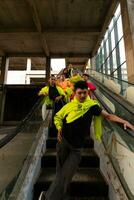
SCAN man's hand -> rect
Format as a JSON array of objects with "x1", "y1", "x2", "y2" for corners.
[
  {"x1": 101, "y1": 110, "x2": 134, "y2": 132},
  {"x1": 123, "y1": 121, "x2": 134, "y2": 131},
  {"x1": 43, "y1": 92, "x2": 48, "y2": 97},
  {"x1": 55, "y1": 96, "x2": 62, "y2": 102},
  {"x1": 57, "y1": 129, "x2": 62, "y2": 142},
  {"x1": 38, "y1": 92, "x2": 48, "y2": 96}
]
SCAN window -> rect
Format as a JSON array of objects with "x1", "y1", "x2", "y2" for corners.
[{"x1": 95, "y1": 4, "x2": 127, "y2": 81}]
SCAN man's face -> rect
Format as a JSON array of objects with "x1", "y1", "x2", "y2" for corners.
[
  {"x1": 83, "y1": 75, "x2": 88, "y2": 81},
  {"x1": 49, "y1": 77, "x2": 56, "y2": 85},
  {"x1": 60, "y1": 75, "x2": 65, "y2": 81},
  {"x1": 75, "y1": 88, "x2": 88, "y2": 103}
]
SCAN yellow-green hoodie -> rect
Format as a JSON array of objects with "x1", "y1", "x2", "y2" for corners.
[
  {"x1": 54, "y1": 96, "x2": 102, "y2": 141},
  {"x1": 39, "y1": 85, "x2": 66, "y2": 106}
]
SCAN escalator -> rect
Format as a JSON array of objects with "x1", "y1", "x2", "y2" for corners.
[
  {"x1": 0, "y1": 77, "x2": 134, "y2": 200},
  {"x1": 33, "y1": 79, "x2": 134, "y2": 199}
]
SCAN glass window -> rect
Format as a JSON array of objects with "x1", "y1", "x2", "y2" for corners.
[
  {"x1": 104, "y1": 31, "x2": 108, "y2": 40},
  {"x1": 99, "y1": 49, "x2": 103, "y2": 66},
  {"x1": 112, "y1": 49, "x2": 117, "y2": 69},
  {"x1": 114, "y1": 4, "x2": 120, "y2": 19},
  {"x1": 117, "y1": 15, "x2": 123, "y2": 40},
  {"x1": 108, "y1": 70, "x2": 111, "y2": 75},
  {"x1": 94, "y1": 3, "x2": 127, "y2": 80},
  {"x1": 106, "y1": 40, "x2": 109, "y2": 57},
  {"x1": 111, "y1": 29, "x2": 115, "y2": 50},
  {"x1": 101, "y1": 47, "x2": 105, "y2": 64},
  {"x1": 121, "y1": 62, "x2": 128, "y2": 81},
  {"x1": 98, "y1": 47, "x2": 100, "y2": 54},
  {"x1": 109, "y1": 19, "x2": 114, "y2": 31},
  {"x1": 113, "y1": 70, "x2": 118, "y2": 78},
  {"x1": 98, "y1": 53, "x2": 101, "y2": 68},
  {"x1": 107, "y1": 58, "x2": 110, "y2": 70},
  {"x1": 109, "y1": 54, "x2": 113, "y2": 69},
  {"x1": 103, "y1": 65, "x2": 105, "y2": 73},
  {"x1": 119, "y1": 38, "x2": 126, "y2": 64}
]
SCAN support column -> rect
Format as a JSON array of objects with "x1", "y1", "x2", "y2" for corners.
[
  {"x1": 0, "y1": 56, "x2": 9, "y2": 124},
  {"x1": 25, "y1": 58, "x2": 31, "y2": 84},
  {"x1": 0, "y1": 56, "x2": 9, "y2": 84},
  {"x1": 46, "y1": 57, "x2": 51, "y2": 83},
  {"x1": 120, "y1": 0, "x2": 134, "y2": 83}
]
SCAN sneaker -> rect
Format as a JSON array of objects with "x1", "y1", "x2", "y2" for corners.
[{"x1": 38, "y1": 191, "x2": 46, "y2": 200}]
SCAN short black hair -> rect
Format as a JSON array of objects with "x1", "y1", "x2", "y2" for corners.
[
  {"x1": 74, "y1": 81, "x2": 88, "y2": 91},
  {"x1": 83, "y1": 73, "x2": 89, "y2": 77}
]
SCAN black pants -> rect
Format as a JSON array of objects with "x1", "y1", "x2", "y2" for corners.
[{"x1": 45, "y1": 138, "x2": 81, "y2": 200}]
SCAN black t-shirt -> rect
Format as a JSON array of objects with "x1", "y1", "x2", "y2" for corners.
[
  {"x1": 48, "y1": 86, "x2": 60, "y2": 101},
  {"x1": 62, "y1": 105, "x2": 102, "y2": 148}
]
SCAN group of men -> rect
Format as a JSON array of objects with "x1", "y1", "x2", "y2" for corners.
[{"x1": 38, "y1": 70, "x2": 134, "y2": 200}]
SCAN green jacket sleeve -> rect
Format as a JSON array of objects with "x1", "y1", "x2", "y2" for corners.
[
  {"x1": 57, "y1": 86, "x2": 66, "y2": 97},
  {"x1": 38, "y1": 86, "x2": 48, "y2": 95},
  {"x1": 54, "y1": 104, "x2": 68, "y2": 130}
]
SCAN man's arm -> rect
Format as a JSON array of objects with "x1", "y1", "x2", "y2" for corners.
[
  {"x1": 54, "y1": 104, "x2": 68, "y2": 142},
  {"x1": 38, "y1": 86, "x2": 48, "y2": 96},
  {"x1": 101, "y1": 110, "x2": 134, "y2": 131}
]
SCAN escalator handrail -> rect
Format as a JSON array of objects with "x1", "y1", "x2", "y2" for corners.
[
  {"x1": 93, "y1": 91, "x2": 134, "y2": 138},
  {"x1": 88, "y1": 69, "x2": 134, "y2": 86},
  {"x1": 0, "y1": 96, "x2": 44, "y2": 149},
  {"x1": 89, "y1": 75, "x2": 134, "y2": 115}
]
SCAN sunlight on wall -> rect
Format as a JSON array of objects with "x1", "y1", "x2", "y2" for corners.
[
  {"x1": 6, "y1": 59, "x2": 65, "y2": 84},
  {"x1": 51, "y1": 59, "x2": 65, "y2": 72},
  {"x1": 7, "y1": 71, "x2": 26, "y2": 84}
]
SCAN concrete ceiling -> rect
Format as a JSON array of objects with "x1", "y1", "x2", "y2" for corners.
[{"x1": 0, "y1": 0, "x2": 118, "y2": 70}]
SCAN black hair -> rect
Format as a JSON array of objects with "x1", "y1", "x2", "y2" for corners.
[
  {"x1": 50, "y1": 75, "x2": 55, "y2": 78},
  {"x1": 83, "y1": 73, "x2": 89, "y2": 77},
  {"x1": 74, "y1": 81, "x2": 88, "y2": 91}
]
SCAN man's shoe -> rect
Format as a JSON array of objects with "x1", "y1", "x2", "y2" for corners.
[{"x1": 38, "y1": 191, "x2": 46, "y2": 200}]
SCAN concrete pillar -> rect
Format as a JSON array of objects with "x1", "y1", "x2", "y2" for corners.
[
  {"x1": 0, "y1": 56, "x2": 9, "y2": 84},
  {"x1": 25, "y1": 58, "x2": 31, "y2": 84},
  {"x1": 120, "y1": 0, "x2": 134, "y2": 83},
  {"x1": 0, "y1": 87, "x2": 6, "y2": 124},
  {"x1": 46, "y1": 57, "x2": 51, "y2": 83},
  {"x1": 0, "y1": 56, "x2": 9, "y2": 124}
]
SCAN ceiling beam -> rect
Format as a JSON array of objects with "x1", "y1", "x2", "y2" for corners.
[
  {"x1": 45, "y1": 27, "x2": 100, "y2": 34},
  {"x1": 66, "y1": 62, "x2": 87, "y2": 65},
  {"x1": 0, "y1": 28, "x2": 100, "y2": 35},
  {"x1": 7, "y1": 53, "x2": 46, "y2": 57},
  {"x1": 7, "y1": 52, "x2": 91, "y2": 58},
  {"x1": 92, "y1": 0, "x2": 119, "y2": 57},
  {"x1": 51, "y1": 53, "x2": 91, "y2": 58},
  {"x1": 26, "y1": 0, "x2": 49, "y2": 56}
]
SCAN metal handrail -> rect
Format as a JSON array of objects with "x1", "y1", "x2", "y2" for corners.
[
  {"x1": 90, "y1": 76, "x2": 134, "y2": 115},
  {"x1": 88, "y1": 69, "x2": 134, "y2": 86},
  {"x1": 93, "y1": 91, "x2": 134, "y2": 138}
]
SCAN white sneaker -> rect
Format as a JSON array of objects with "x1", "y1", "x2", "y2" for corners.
[{"x1": 38, "y1": 191, "x2": 46, "y2": 200}]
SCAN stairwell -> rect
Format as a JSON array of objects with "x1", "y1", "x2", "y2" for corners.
[{"x1": 34, "y1": 127, "x2": 109, "y2": 200}]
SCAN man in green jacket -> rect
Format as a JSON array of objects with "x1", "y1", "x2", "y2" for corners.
[
  {"x1": 38, "y1": 75, "x2": 66, "y2": 120},
  {"x1": 39, "y1": 81, "x2": 134, "y2": 200}
]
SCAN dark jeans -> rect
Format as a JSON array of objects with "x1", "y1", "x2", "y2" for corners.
[{"x1": 45, "y1": 138, "x2": 81, "y2": 200}]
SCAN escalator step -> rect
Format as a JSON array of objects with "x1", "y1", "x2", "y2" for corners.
[
  {"x1": 41, "y1": 148, "x2": 99, "y2": 168},
  {"x1": 34, "y1": 168, "x2": 108, "y2": 198}
]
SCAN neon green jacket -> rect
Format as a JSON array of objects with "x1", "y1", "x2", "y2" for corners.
[
  {"x1": 39, "y1": 85, "x2": 66, "y2": 106},
  {"x1": 54, "y1": 96, "x2": 102, "y2": 141}
]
